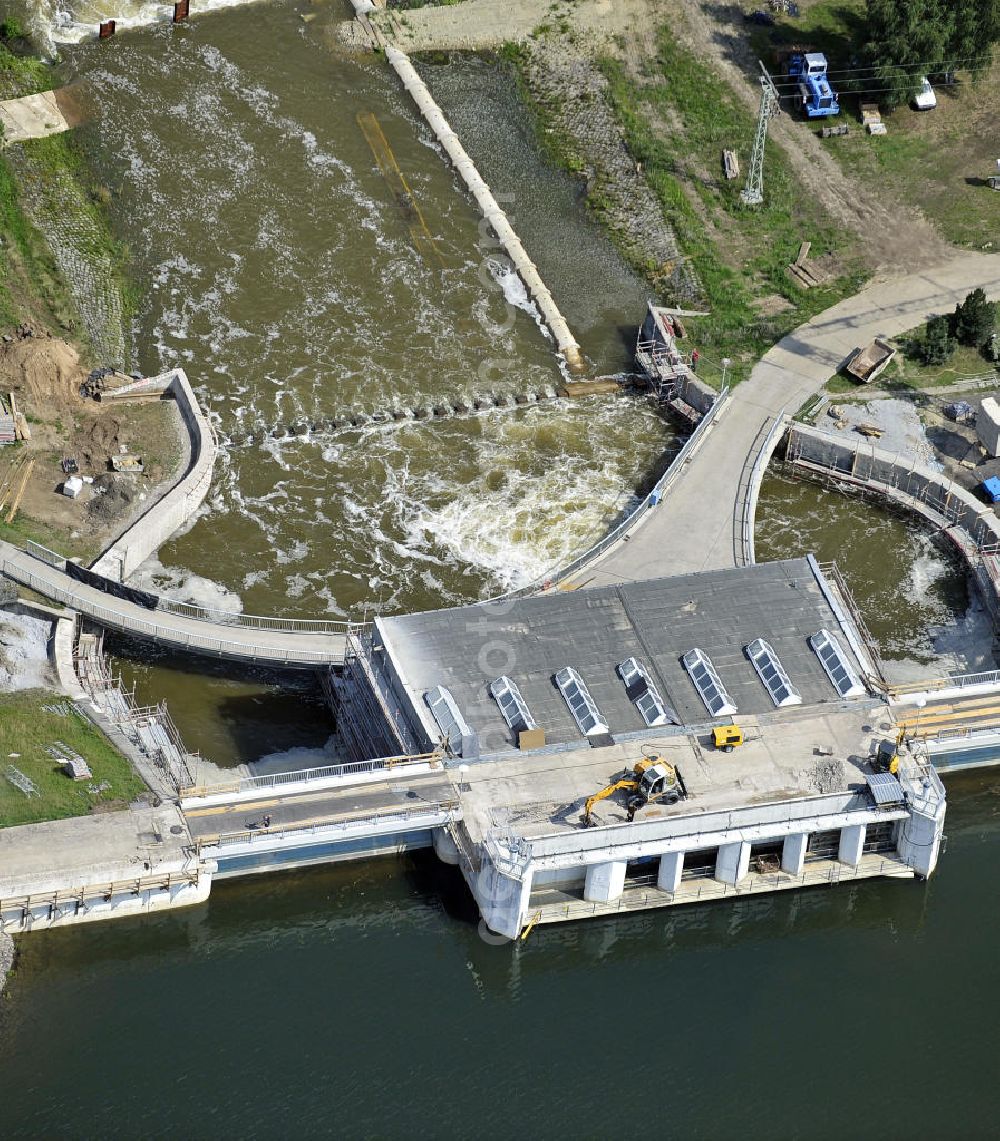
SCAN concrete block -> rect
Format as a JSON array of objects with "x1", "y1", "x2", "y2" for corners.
[
  {"x1": 715, "y1": 841, "x2": 751, "y2": 885},
  {"x1": 657, "y1": 851, "x2": 683, "y2": 893},
  {"x1": 978, "y1": 397, "x2": 1000, "y2": 458},
  {"x1": 838, "y1": 823, "x2": 866, "y2": 866},
  {"x1": 781, "y1": 832, "x2": 808, "y2": 876},
  {"x1": 584, "y1": 860, "x2": 627, "y2": 903}
]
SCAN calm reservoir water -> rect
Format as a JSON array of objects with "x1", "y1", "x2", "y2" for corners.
[{"x1": 2, "y1": 4, "x2": 1000, "y2": 1136}]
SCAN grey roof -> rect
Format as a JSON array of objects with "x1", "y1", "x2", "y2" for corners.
[{"x1": 375, "y1": 558, "x2": 869, "y2": 753}]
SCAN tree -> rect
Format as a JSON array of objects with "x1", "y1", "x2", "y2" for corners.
[
  {"x1": 861, "y1": 0, "x2": 1000, "y2": 108},
  {"x1": 953, "y1": 287, "x2": 998, "y2": 348},
  {"x1": 914, "y1": 314, "x2": 956, "y2": 365}
]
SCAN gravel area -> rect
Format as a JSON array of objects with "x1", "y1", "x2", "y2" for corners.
[{"x1": 822, "y1": 397, "x2": 942, "y2": 471}]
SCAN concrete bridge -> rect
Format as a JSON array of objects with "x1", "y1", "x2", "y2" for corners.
[{"x1": 0, "y1": 540, "x2": 348, "y2": 667}]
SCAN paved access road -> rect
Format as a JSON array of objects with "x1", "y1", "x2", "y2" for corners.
[
  {"x1": 184, "y1": 773, "x2": 457, "y2": 841},
  {"x1": 0, "y1": 540, "x2": 346, "y2": 668},
  {"x1": 577, "y1": 252, "x2": 1000, "y2": 587}
]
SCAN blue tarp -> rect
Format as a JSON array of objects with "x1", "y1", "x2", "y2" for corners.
[{"x1": 983, "y1": 477, "x2": 1000, "y2": 503}]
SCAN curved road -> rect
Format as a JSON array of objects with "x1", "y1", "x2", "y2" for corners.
[{"x1": 575, "y1": 252, "x2": 1000, "y2": 588}]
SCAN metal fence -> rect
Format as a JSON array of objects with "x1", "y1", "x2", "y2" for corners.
[
  {"x1": 736, "y1": 410, "x2": 788, "y2": 567},
  {"x1": 203, "y1": 801, "x2": 460, "y2": 850},
  {"x1": 890, "y1": 668, "x2": 1000, "y2": 698},
  {"x1": 179, "y1": 752, "x2": 441, "y2": 799},
  {"x1": 1, "y1": 557, "x2": 346, "y2": 665}
]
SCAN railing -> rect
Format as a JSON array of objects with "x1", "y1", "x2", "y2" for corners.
[
  {"x1": 531, "y1": 857, "x2": 912, "y2": 922},
  {"x1": 22, "y1": 536, "x2": 352, "y2": 636},
  {"x1": 179, "y1": 752, "x2": 442, "y2": 799},
  {"x1": 889, "y1": 669, "x2": 1000, "y2": 697},
  {"x1": 736, "y1": 409, "x2": 788, "y2": 567},
  {"x1": 26, "y1": 540, "x2": 66, "y2": 568},
  {"x1": 155, "y1": 594, "x2": 352, "y2": 635},
  {"x1": 1, "y1": 558, "x2": 346, "y2": 664},
  {"x1": 202, "y1": 801, "x2": 460, "y2": 850},
  {"x1": 0, "y1": 867, "x2": 205, "y2": 919},
  {"x1": 492, "y1": 386, "x2": 731, "y2": 600}
]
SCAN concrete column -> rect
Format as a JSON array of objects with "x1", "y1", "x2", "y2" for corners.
[
  {"x1": 838, "y1": 823, "x2": 866, "y2": 866},
  {"x1": 781, "y1": 832, "x2": 808, "y2": 876},
  {"x1": 584, "y1": 860, "x2": 627, "y2": 903},
  {"x1": 657, "y1": 851, "x2": 683, "y2": 893},
  {"x1": 715, "y1": 841, "x2": 751, "y2": 885}
]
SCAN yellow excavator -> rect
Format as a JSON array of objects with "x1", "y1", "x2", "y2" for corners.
[{"x1": 582, "y1": 754, "x2": 687, "y2": 827}]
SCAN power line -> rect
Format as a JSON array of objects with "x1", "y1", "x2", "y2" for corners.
[{"x1": 769, "y1": 56, "x2": 990, "y2": 88}]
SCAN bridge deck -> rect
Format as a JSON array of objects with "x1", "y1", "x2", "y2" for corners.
[{"x1": 0, "y1": 541, "x2": 345, "y2": 667}]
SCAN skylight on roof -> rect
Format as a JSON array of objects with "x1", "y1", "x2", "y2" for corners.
[
  {"x1": 554, "y1": 666, "x2": 608, "y2": 737},
  {"x1": 745, "y1": 638, "x2": 802, "y2": 708},
  {"x1": 424, "y1": 685, "x2": 476, "y2": 755},
  {"x1": 681, "y1": 648, "x2": 737, "y2": 717},
  {"x1": 616, "y1": 657, "x2": 678, "y2": 727},
  {"x1": 809, "y1": 629, "x2": 866, "y2": 698},
  {"x1": 489, "y1": 676, "x2": 537, "y2": 735}
]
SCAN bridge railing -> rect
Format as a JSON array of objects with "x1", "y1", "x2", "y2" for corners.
[
  {"x1": 890, "y1": 669, "x2": 1000, "y2": 698},
  {"x1": 179, "y1": 752, "x2": 442, "y2": 799},
  {"x1": 20, "y1": 538, "x2": 352, "y2": 636},
  {"x1": 1, "y1": 558, "x2": 345, "y2": 665},
  {"x1": 154, "y1": 595, "x2": 352, "y2": 635},
  {"x1": 201, "y1": 800, "x2": 460, "y2": 850}
]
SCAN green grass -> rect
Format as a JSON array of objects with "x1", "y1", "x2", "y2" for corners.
[
  {"x1": 0, "y1": 689, "x2": 146, "y2": 827},
  {"x1": 597, "y1": 31, "x2": 865, "y2": 381},
  {"x1": 824, "y1": 327, "x2": 997, "y2": 395},
  {"x1": 751, "y1": 0, "x2": 1000, "y2": 249}
]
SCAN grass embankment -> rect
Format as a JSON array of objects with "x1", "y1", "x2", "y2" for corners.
[
  {"x1": 0, "y1": 29, "x2": 134, "y2": 350},
  {"x1": 0, "y1": 689, "x2": 146, "y2": 827},
  {"x1": 596, "y1": 32, "x2": 864, "y2": 384},
  {"x1": 751, "y1": 0, "x2": 1000, "y2": 250}
]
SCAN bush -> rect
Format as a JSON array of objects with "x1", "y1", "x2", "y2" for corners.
[
  {"x1": 914, "y1": 314, "x2": 956, "y2": 365},
  {"x1": 953, "y1": 287, "x2": 997, "y2": 350}
]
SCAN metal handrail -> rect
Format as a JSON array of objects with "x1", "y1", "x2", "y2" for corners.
[
  {"x1": 2, "y1": 558, "x2": 345, "y2": 664},
  {"x1": 155, "y1": 594, "x2": 352, "y2": 634},
  {"x1": 179, "y1": 751, "x2": 441, "y2": 798}
]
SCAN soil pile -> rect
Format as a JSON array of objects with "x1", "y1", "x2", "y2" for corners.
[
  {"x1": 87, "y1": 474, "x2": 136, "y2": 523},
  {"x1": 0, "y1": 325, "x2": 87, "y2": 413}
]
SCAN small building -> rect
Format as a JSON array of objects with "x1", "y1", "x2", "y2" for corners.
[{"x1": 977, "y1": 396, "x2": 1000, "y2": 458}]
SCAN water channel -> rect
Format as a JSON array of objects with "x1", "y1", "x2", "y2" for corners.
[{"x1": 3, "y1": 4, "x2": 1000, "y2": 1134}]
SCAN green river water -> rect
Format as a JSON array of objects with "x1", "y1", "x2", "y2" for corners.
[{"x1": 2, "y1": 4, "x2": 1000, "y2": 1135}]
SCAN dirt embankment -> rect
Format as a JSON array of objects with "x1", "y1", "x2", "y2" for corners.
[{"x1": 0, "y1": 326, "x2": 185, "y2": 563}]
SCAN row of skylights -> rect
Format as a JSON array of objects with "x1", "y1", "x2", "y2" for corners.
[
  {"x1": 488, "y1": 676, "x2": 537, "y2": 735},
  {"x1": 616, "y1": 656, "x2": 679, "y2": 727},
  {"x1": 682, "y1": 649, "x2": 738, "y2": 717},
  {"x1": 746, "y1": 638, "x2": 802, "y2": 708},
  {"x1": 809, "y1": 629, "x2": 865, "y2": 697},
  {"x1": 424, "y1": 685, "x2": 476, "y2": 755},
  {"x1": 554, "y1": 666, "x2": 609, "y2": 737}
]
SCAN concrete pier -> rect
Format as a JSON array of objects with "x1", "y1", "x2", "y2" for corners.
[{"x1": 384, "y1": 45, "x2": 585, "y2": 371}]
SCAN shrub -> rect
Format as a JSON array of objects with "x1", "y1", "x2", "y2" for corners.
[
  {"x1": 953, "y1": 287, "x2": 997, "y2": 350},
  {"x1": 915, "y1": 314, "x2": 956, "y2": 365}
]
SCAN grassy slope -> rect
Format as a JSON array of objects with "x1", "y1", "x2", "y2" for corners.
[
  {"x1": 0, "y1": 688, "x2": 146, "y2": 827},
  {"x1": 599, "y1": 30, "x2": 864, "y2": 380}
]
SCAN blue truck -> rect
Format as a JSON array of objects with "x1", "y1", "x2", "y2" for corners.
[{"x1": 786, "y1": 52, "x2": 840, "y2": 118}]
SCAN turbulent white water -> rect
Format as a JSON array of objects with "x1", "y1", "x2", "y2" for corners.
[{"x1": 61, "y1": 15, "x2": 671, "y2": 618}]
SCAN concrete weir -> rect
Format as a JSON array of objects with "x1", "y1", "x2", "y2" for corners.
[{"x1": 384, "y1": 45, "x2": 585, "y2": 372}]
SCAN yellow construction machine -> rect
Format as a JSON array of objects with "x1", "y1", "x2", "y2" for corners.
[
  {"x1": 711, "y1": 724, "x2": 744, "y2": 752},
  {"x1": 582, "y1": 754, "x2": 687, "y2": 826}
]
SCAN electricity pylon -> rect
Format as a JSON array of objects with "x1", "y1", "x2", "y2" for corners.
[{"x1": 741, "y1": 63, "x2": 782, "y2": 207}]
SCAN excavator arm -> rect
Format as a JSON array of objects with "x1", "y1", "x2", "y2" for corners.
[{"x1": 583, "y1": 779, "x2": 638, "y2": 826}]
